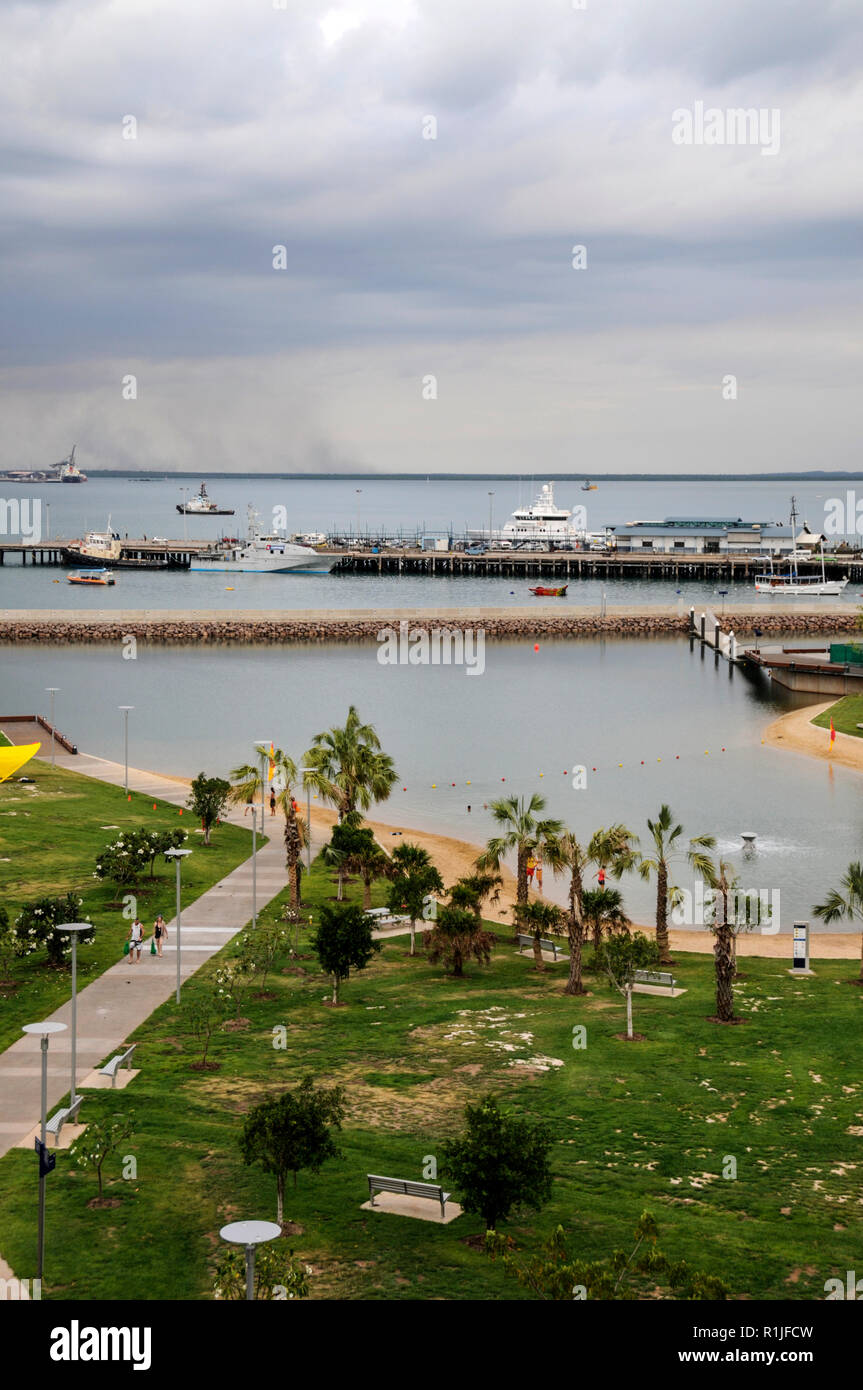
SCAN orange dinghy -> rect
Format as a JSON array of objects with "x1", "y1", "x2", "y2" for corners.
[{"x1": 528, "y1": 585, "x2": 568, "y2": 597}]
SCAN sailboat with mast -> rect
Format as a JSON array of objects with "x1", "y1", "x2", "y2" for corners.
[{"x1": 754, "y1": 497, "x2": 849, "y2": 595}]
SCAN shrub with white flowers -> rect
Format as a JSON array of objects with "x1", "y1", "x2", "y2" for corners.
[
  {"x1": 94, "y1": 826, "x2": 188, "y2": 888},
  {"x1": 213, "y1": 1245, "x2": 311, "y2": 1301},
  {"x1": 70, "y1": 1113, "x2": 135, "y2": 1199},
  {"x1": 15, "y1": 892, "x2": 94, "y2": 967}
]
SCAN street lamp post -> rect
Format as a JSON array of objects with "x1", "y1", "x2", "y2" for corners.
[
  {"x1": 54, "y1": 924, "x2": 91, "y2": 1106},
  {"x1": 306, "y1": 779, "x2": 311, "y2": 873},
  {"x1": 250, "y1": 806, "x2": 259, "y2": 929},
  {"x1": 165, "y1": 848, "x2": 192, "y2": 1004},
  {"x1": 118, "y1": 706, "x2": 134, "y2": 796},
  {"x1": 488, "y1": 491, "x2": 494, "y2": 548},
  {"x1": 355, "y1": 489, "x2": 362, "y2": 543},
  {"x1": 219, "y1": 1220, "x2": 282, "y2": 1301},
  {"x1": 46, "y1": 688, "x2": 59, "y2": 768},
  {"x1": 22, "y1": 1020, "x2": 67, "y2": 1281}
]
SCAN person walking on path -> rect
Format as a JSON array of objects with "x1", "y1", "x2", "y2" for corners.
[
  {"x1": 269, "y1": 789, "x2": 276, "y2": 817},
  {"x1": 128, "y1": 917, "x2": 144, "y2": 964},
  {"x1": 153, "y1": 913, "x2": 167, "y2": 958}
]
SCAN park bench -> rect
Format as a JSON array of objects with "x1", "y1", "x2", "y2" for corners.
[
  {"x1": 516, "y1": 933, "x2": 563, "y2": 961},
  {"x1": 99, "y1": 1044, "x2": 137, "y2": 1087},
  {"x1": 632, "y1": 968, "x2": 677, "y2": 995},
  {"x1": 45, "y1": 1095, "x2": 83, "y2": 1147},
  {"x1": 367, "y1": 1174, "x2": 451, "y2": 1218}
]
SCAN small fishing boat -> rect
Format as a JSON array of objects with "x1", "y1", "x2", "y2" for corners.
[
  {"x1": 581, "y1": 480, "x2": 597, "y2": 491},
  {"x1": 67, "y1": 569, "x2": 115, "y2": 586},
  {"x1": 529, "y1": 584, "x2": 568, "y2": 597}
]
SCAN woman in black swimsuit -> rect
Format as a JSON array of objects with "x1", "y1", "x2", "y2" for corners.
[{"x1": 153, "y1": 914, "x2": 168, "y2": 958}]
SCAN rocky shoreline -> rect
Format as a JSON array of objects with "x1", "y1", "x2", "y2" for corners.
[{"x1": 0, "y1": 611, "x2": 859, "y2": 645}]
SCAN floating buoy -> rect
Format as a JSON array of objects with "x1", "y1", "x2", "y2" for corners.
[
  {"x1": 431, "y1": 784, "x2": 436, "y2": 789},
  {"x1": 225, "y1": 587, "x2": 234, "y2": 591},
  {"x1": 403, "y1": 787, "x2": 407, "y2": 791},
  {"x1": 618, "y1": 762, "x2": 623, "y2": 768},
  {"x1": 640, "y1": 760, "x2": 644, "y2": 765},
  {"x1": 466, "y1": 780, "x2": 471, "y2": 785},
  {"x1": 451, "y1": 782, "x2": 455, "y2": 786},
  {"x1": 676, "y1": 755, "x2": 679, "y2": 759},
  {"x1": 592, "y1": 767, "x2": 596, "y2": 772},
  {"x1": 721, "y1": 746, "x2": 726, "y2": 752}
]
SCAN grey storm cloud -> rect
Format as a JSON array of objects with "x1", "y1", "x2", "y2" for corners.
[{"x1": 0, "y1": 0, "x2": 860, "y2": 473}]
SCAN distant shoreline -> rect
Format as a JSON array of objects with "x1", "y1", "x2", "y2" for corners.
[{"x1": 31, "y1": 469, "x2": 863, "y2": 482}]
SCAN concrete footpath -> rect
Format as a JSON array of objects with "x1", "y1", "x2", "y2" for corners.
[{"x1": 0, "y1": 750, "x2": 327, "y2": 1162}]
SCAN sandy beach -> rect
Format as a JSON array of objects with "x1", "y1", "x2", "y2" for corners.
[{"x1": 763, "y1": 699, "x2": 863, "y2": 776}]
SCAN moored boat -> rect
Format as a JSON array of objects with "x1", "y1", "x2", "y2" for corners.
[
  {"x1": 67, "y1": 569, "x2": 115, "y2": 586},
  {"x1": 177, "y1": 483, "x2": 234, "y2": 516},
  {"x1": 529, "y1": 584, "x2": 568, "y2": 597}
]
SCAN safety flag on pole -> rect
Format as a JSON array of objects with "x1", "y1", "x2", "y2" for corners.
[
  {"x1": 268, "y1": 742, "x2": 276, "y2": 781},
  {"x1": 829, "y1": 719, "x2": 836, "y2": 749}
]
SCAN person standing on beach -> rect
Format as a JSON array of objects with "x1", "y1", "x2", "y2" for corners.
[
  {"x1": 128, "y1": 917, "x2": 144, "y2": 964},
  {"x1": 153, "y1": 913, "x2": 167, "y2": 958}
]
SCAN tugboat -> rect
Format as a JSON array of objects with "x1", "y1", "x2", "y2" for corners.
[{"x1": 177, "y1": 483, "x2": 234, "y2": 516}]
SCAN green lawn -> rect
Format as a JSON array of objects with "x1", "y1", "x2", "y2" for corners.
[
  {"x1": 1, "y1": 852, "x2": 860, "y2": 1302},
  {"x1": 812, "y1": 696, "x2": 863, "y2": 739},
  {"x1": 0, "y1": 732, "x2": 12, "y2": 747},
  {"x1": 0, "y1": 757, "x2": 257, "y2": 1050}
]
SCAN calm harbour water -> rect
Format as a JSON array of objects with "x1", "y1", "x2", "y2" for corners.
[
  {"x1": 0, "y1": 634, "x2": 858, "y2": 933},
  {"x1": 3, "y1": 475, "x2": 861, "y2": 612}
]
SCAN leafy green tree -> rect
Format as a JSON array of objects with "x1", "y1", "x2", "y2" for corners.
[
  {"x1": 183, "y1": 986, "x2": 229, "y2": 1068},
  {"x1": 16, "y1": 892, "x2": 94, "y2": 967},
  {"x1": 441, "y1": 1094, "x2": 553, "y2": 1232},
  {"x1": 638, "y1": 804, "x2": 715, "y2": 965},
  {"x1": 239, "y1": 1076, "x2": 346, "y2": 1224},
  {"x1": 330, "y1": 821, "x2": 388, "y2": 910},
  {"x1": 387, "y1": 843, "x2": 444, "y2": 955},
  {"x1": 70, "y1": 1113, "x2": 136, "y2": 1200},
  {"x1": 312, "y1": 902, "x2": 379, "y2": 1004},
  {"x1": 815, "y1": 861, "x2": 863, "y2": 983},
  {"x1": 303, "y1": 706, "x2": 398, "y2": 821},
  {"x1": 186, "y1": 773, "x2": 231, "y2": 846},
  {"x1": 242, "y1": 921, "x2": 290, "y2": 997},
  {"x1": 486, "y1": 1213, "x2": 729, "y2": 1300},
  {"x1": 423, "y1": 905, "x2": 495, "y2": 978},
  {"x1": 600, "y1": 931, "x2": 660, "y2": 1040},
  {"x1": 476, "y1": 793, "x2": 563, "y2": 917},
  {"x1": 213, "y1": 1244, "x2": 311, "y2": 1301},
  {"x1": 514, "y1": 899, "x2": 565, "y2": 971}
]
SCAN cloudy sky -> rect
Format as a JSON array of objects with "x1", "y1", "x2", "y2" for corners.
[{"x1": 1, "y1": 0, "x2": 860, "y2": 474}]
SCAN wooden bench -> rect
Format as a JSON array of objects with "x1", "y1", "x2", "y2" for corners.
[
  {"x1": 99, "y1": 1044, "x2": 137, "y2": 1087},
  {"x1": 516, "y1": 932, "x2": 563, "y2": 961},
  {"x1": 367, "y1": 1174, "x2": 451, "y2": 1218},
  {"x1": 632, "y1": 968, "x2": 677, "y2": 995},
  {"x1": 45, "y1": 1095, "x2": 83, "y2": 1146}
]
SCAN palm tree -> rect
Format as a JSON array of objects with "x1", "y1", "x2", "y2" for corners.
[
  {"x1": 423, "y1": 905, "x2": 495, "y2": 978},
  {"x1": 582, "y1": 886, "x2": 630, "y2": 956},
  {"x1": 638, "y1": 804, "x2": 715, "y2": 966},
  {"x1": 344, "y1": 837, "x2": 390, "y2": 911},
  {"x1": 230, "y1": 745, "x2": 309, "y2": 911},
  {"x1": 703, "y1": 856, "x2": 737, "y2": 1022},
  {"x1": 515, "y1": 900, "x2": 565, "y2": 971},
  {"x1": 814, "y1": 862, "x2": 863, "y2": 983},
  {"x1": 448, "y1": 871, "x2": 503, "y2": 923},
  {"x1": 545, "y1": 825, "x2": 638, "y2": 995},
  {"x1": 388, "y1": 844, "x2": 444, "y2": 956},
  {"x1": 303, "y1": 706, "x2": 398, "y2": 822},
  {"x1": 476, "y1": 794, "x2": 564, "y2": 932}
]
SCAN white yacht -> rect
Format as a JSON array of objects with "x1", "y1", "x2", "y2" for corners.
[
  {"x1": 754, "y1": 497, "x2": 849, "y2": 596},
  {"x1": 190, "y1": 507, "x2": 335, "y2": 574},
  {"x1": 469, "y1": 482, "x2": 592, "y2": 547}
]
